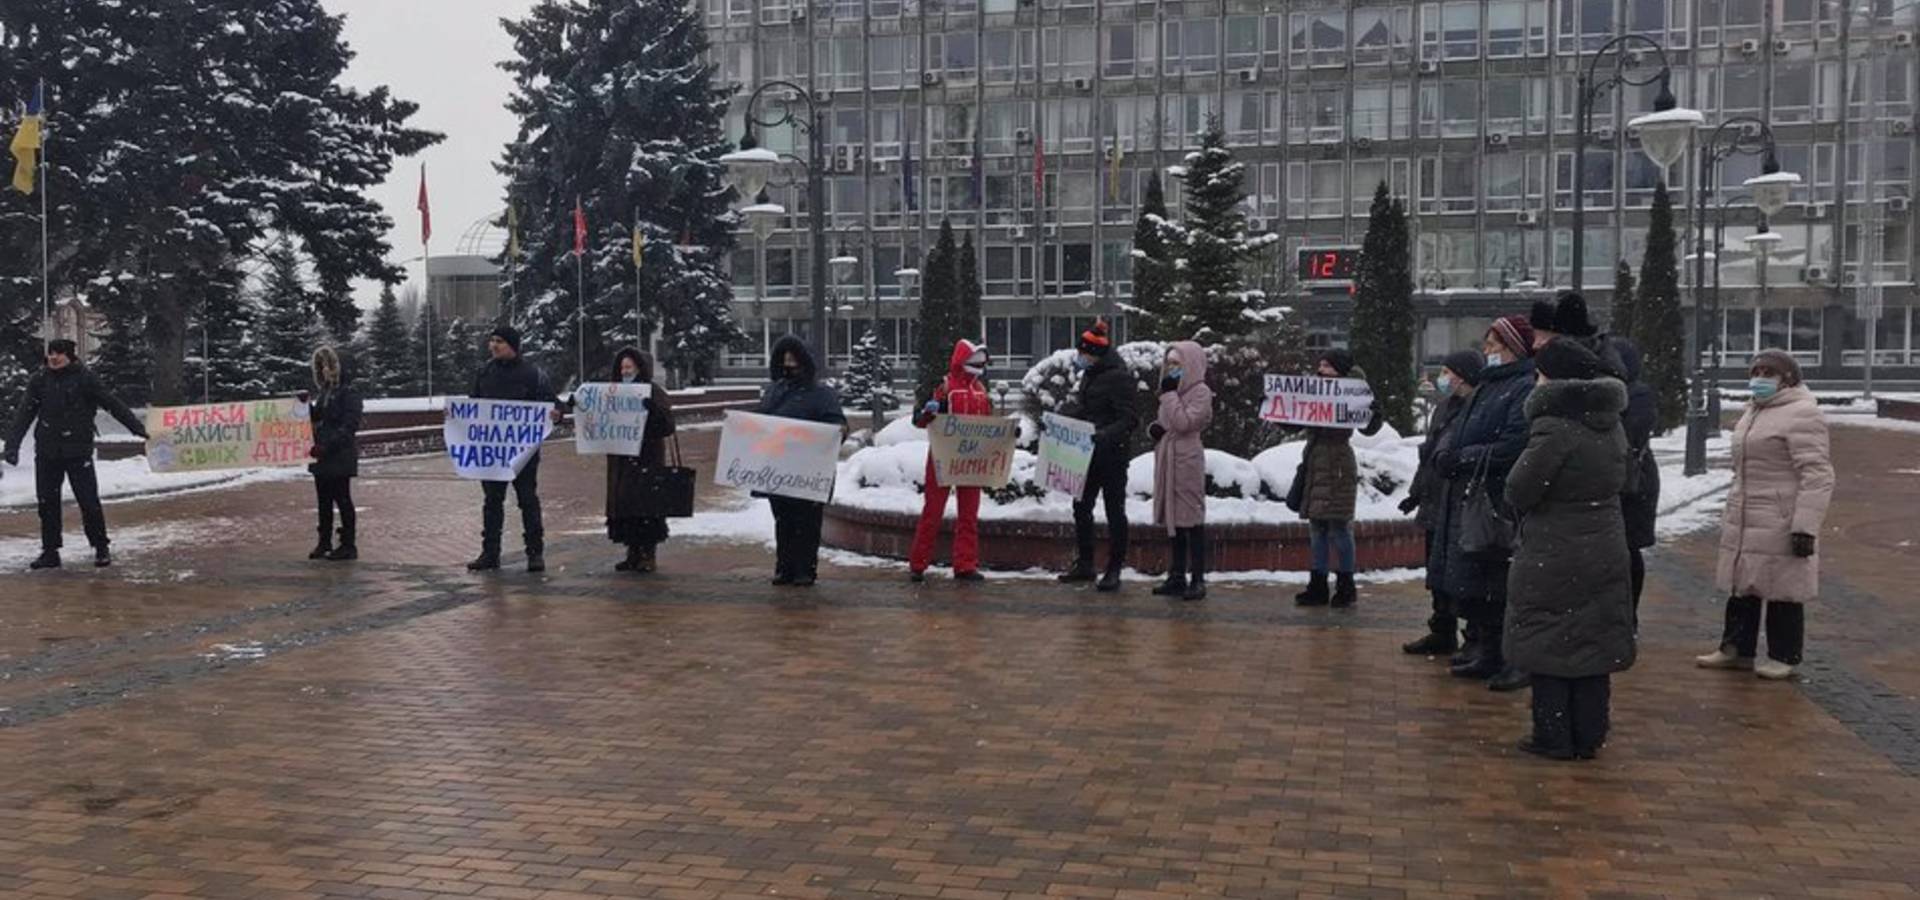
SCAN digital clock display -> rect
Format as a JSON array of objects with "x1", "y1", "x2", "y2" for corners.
[{"x1": 1298, "y1": 247, "x2": 1361, "y2": 282}]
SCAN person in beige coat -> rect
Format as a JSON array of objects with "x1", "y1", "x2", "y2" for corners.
[
  {"x1": 1696, "y1": 349, "x2": 1834, "y2": 680},
  {"x1": 1150, "y1": 341, "x2": 1213, "y2": 601}
]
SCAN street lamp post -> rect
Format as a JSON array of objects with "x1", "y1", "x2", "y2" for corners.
[
  {"x1": 1570, "y1": 35, "x2": 1702, "y2": 292},
  {"x1": 721, "y1": 81, "x2": 830, "y2": 364},
  {"x1": 1683, "y1": 119, "x2": 1800, "y2": 476}
]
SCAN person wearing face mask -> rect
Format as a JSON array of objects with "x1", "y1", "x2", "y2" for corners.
[
  {"x1": 1291, "y1": 349, "x2": 1385, "y2": 608},
  {"x1": 603, "y1": 347, "x2": 677, "y2": 574},
  {"x1": 908, "y1": 339, "x2": 994, "y2": 582},
  {"x1": 1432, "y1": 315, "x2": 1537, "y2": 692},
  {"x1": 1055, "y1": 320, "x2": 1140, "y2": 592},
  {"x1": 1696, "y1": 350, "x2": 1833, "y2": 681},
  {"x1": 1400, "y1": 350, "x2": 1483, "y2": 656},
  {"x1": 1148, "y1": 341, "x2": 1214, "y2": 601},
  {"x1": 757, "y1": 334, "x2": 847, "y2": 587}
]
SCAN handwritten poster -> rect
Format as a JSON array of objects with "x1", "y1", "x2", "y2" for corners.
[
  {"x1": 927, "y1": 414, "x2": 1019, "y2": 488},
  {"x1": 714, "y1": 410, "x2": 842, "y2": 502},
  {"x1": 1038, "y1": 412, "x2": 1096, "y2": 497},
  {"x1": 1260, "y1": 375, "x2": 1376, "y2": 429},
  {"x1": 444, "y1": 397, "x2": 552, "y2": 481},
  {"x1": 573, "y1": 383, "x2": 652, "y2": 456},
  {"x1": 145, "y1": 399, "x2": 313, "y2": 474}
]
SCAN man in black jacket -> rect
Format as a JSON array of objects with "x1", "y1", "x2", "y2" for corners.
[
  {"x1": 4, "y1": 339, "x2": 149, "y2": 569},
  {"x1": 1055, "y1": 321, "x2": 1140, "y2": 592},
  {"x1": 466, "y1": 325, "x2": 561, "y2": 574}
]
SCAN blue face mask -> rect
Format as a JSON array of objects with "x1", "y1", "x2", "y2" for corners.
[
  {"x1": 1749, "y1": 376, "x2": 1781, "y2": 401},
  {"x1": 1166, "y1": 366, "x2": 1183, "y2": 381},
  {"x1": 620, "y1": 372, "x2": 638, "y2": 384},
  {"x1": 1435, "y1": 374, "x2": 1453, "y2": 395},
  {"x1": 1071, "y1": 354, "x2": 1091, "y2": 371}
]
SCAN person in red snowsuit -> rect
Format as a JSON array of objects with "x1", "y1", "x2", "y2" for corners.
[{"x1": 909, "y1": 339, "x2": 994, "y2": 582}]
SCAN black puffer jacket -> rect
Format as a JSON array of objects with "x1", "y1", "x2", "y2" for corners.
[
  {"x1": 1616, "y1": 339, "x2": 1661, "y2": 550},
  {"x1": 1435, "y1": 357, "x2": 1535, "y2": 603},
  {"x1": 1061, "y1": 351, "x2": 1141, "y2": 464},
  {"x1": 758, "y1": 335, "x2": 846, "y2": 427},
  {"x1": 5, "y1": 363, "x2": 146, "y2": 461},
  {"x1": 1410, "y1": 392, "x2": 1470, "y2": 533},
  {"x1": 471, "y1": 355, "x2": 557, "y2": 403},
  {"x1": 308, "y1": 347, "x2": 364, "y2": 480}
]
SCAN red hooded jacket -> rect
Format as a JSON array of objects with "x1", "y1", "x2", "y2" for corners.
[{"x1": 914, "y1": 339, "x2": 993, "y2": 425}]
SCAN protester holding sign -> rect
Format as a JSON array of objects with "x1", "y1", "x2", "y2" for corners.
[
  {"x1": 756, "y1": 335, "x2": 846, "y2": 587},
  {"x1": 466, "y1": 325, "x2": 561, "y2": 574},
  {"x1": 1289, "y1": 350, "x2": 1383, "y2": 609},
  {"x1": 304, "y1": 346, "x2": 363, "y2": 562},
  {"x1": 1149, "y1": 341, "x2": 1214, "y2": 602},
  {"x1": 1055, "y1": 321, "x2": 1139, "y2": 593},
  {"x1": 908, "y1": 339, "x2": 995, "y2": 583},
  {"x1": 4, "y1": 339, "x2": 148, "y2": 570},
  {"x1": 601, "y1": 348, "x2": 676, "y2": 574}
]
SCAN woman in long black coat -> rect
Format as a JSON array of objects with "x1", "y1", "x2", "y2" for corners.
[
  {"x1": 1504, "y1": 339, "x2": 1634, "y2": 761},
  {"x1": 605, "y1": 347, "x2": 677, "y2": 573},
  {"x1": 307, "y1": 346, "x2": 363, "y2": 561}
]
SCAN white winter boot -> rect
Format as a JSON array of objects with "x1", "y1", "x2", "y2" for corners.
[{"x1": 1695, "y1": 648, "x2": 1755, "y2": 670}]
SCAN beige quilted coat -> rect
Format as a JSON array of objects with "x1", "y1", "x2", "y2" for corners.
[{"x1": 1715, "y1": 384, "x2": 1834, "y2": 604}]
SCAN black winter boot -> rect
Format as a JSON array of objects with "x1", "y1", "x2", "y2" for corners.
[
  {"x1": 1057, "y1": 559, "x2": 1097, "y2": 583},
  {"x1": 467, "y1": 553, "x2": 501, "y2": 572},
  {"x1": 29, "y1": 550, "x2": 60, "y2": 570},
  {"x1": 308, "y1": 531, "x2": 332, "y2": 560},
  {"x1": 94, "y1": 547, "x2": 112, "y2": 568},
  {"x1": 1294, "y1": 572, "x2": 1330, "y2": 606},
  {"x1": 1181, "y1": 575, "x2": 1207, "y2": 602},
  {"x1": 1403, "y1": 632, "x2": 1459, "y2": 656},
  {"x1": 326, "y1": 544, "x2": 358, "y2": 561},
  {"x1": 1331, "y1": 572, "x2": 1358, "y2": 608},
  {"x1": 1095, "y1": 563, "x2": 1123, "y2": 593},
  {"x1": 1152, "y1": 573, "x2": 1188, "y2": 597}
]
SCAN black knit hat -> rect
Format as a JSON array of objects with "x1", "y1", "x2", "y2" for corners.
[
  {"x1": 1528, "y1": 299, "x2": 1557, "y2": 333},
  {"x1": 1536, "y1": 337, "x2": 1603, "y2": 381},
  {"x1": 1442, "y1": 349, "x2": 1486, "y2": 386},
  {"x1": 45, "y1": 339, "x2": 78, "y2": 361},
  {"x1": 489, "y1": 325, "x2": 523, "y2": 354},
  {"x1": 1551, "y1": 291, "x2": 1598, "y2": 337},
  {"x1": 1317, "y1": 348, "x2": 1355, "y2": 377}
]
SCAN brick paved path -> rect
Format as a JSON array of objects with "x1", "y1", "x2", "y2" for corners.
[{"x1": 0, "y1": 425, "x2": 1916, "y2": 899}]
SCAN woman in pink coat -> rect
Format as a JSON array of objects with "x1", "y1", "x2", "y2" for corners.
[
  {"x1": 1150, "y1": 341, "x2": 1214, "y2": 601},
  {"x1": 1696, "y1": 349, "x2": 1834, "y2": 680}
]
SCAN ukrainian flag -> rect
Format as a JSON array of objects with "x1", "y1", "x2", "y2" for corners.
[{"x1": 10, "y1": 80, "x2": 44, "y2": 195}]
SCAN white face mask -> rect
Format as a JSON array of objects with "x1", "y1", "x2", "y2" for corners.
[
  {"x1": 1435, "y1": 374, "x2": 1453, "y2": 395},
  {"x1": 1485, "y1": 351, "x2": 1506, "y2": 367},
  {"x1": 963, "y1": 364, "x2": 985, "y2": 378}
]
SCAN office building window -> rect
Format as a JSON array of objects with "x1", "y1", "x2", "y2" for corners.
[
  {"x1": 1353, "y1": 84, "x2": 1392, "y2": 140},
  {"x1": 1353, "y1": 6, "x2": 1415, "y2": 66},
  {"x1": 1225, "y1": 15, "x2": 1262, "y2": 70},
  {"x1": 1486, "y1": 153, "x2": 1543, "y2": 212},
  {"x1": 1291, "y1": 11, "x2": 1347, "y2": 68},
  {"x1": 1555, "y1": 149, "x2": 1614, "y2": 211},
  {"x1": 1556, "y1": 0, "x2": 1613, "y2": 53},
  {"x1": 1291, "y1": 87, "x2": 1345, "y2": 143}
]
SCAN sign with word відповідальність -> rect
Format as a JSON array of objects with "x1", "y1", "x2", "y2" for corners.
[
  {"x1": 713, "y1": 409, "x2": 843, "y2": 503},
  {"x1": 444, "y1": 398, "x2": 553, "y2": 481},
  {"x1": 927, "y1": 414, "x2": 1019, "y2": 488},
  {"x1": 1260, "y1": 375, "x2": 1376, "y2": 429},
  {"x1": 145, "y1": 399, "x2": 313, "y2": 473}
]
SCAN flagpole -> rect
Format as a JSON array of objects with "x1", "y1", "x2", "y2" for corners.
[
  {"x1": 39, "y1": 106, "x2": 50, "y2": 348},
  {"x1": 576, "y1": 244, "x2": 586, "y2": 386},
  {"x1": 424, "y1": 238, "x2": 433, "y2": 398},
  {"x1": 633, "y1": 214, "x2": 642, "y2": 349}
]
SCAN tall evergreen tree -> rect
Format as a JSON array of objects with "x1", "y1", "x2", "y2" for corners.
[
  {"x1": 1610, "y1": 259, "x2": 1639, "y2": 342},
  {"x1": 1637, "y1": 180, "x2": 1687, "y2": 430},
  {"x1": 439, "y1": 317, "x2": 486, "y2": 389},
  {"x1": 915, "y1": 220, "x2": 960, "y2": 403},
  {"x1": 957, "y1": 232, "x2": 983, "y2": 344},
  {"x1": 497, "y1": 0, "x2": 745, "y2": 387},
  {"x1": 87, "y1": 281, "x2": 154, "y2": 406},
  {"x1": 0, "y1": 3, "x2": 439, "y2": 404},
  {"x1": 1127, "y1": 172, "x2": 1185, "y2": 340},
  {"x1": 316, "y1": 288, "x2": 361, "y2": 346},
  {"x1": 192, "y1": 271, "x2": 271, "y2": 402},
  {"x1": 1350, "y1": 183, "x2": 1419, "y2": 434},
  {"x1": 840, "y1": 329, "x2": 896, "y2": 412},
  {"x1": 257, "y1": 245, "x2": 326, "y2": 394},
  {"x1": 1177, "y1": 117, "x2": 1253, "y2": 339},
  {"x1": 361, "y1": 285, "x2": 416, "y2": 398}
]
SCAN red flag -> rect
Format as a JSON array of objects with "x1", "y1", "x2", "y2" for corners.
[
  {"x1": 416, "y1": 164, "x2": 431, "y2": 245},
  {"x1": 573, "y1": 197, "x2": 587, "y2": 257},
  {"x1": 1032, "y1": 132, "x2": 1046, "y2": 212}
]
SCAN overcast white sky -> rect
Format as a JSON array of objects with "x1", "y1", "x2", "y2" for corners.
[{"x1": 329, "y1": 0, "x2": 537, "y2": 306}]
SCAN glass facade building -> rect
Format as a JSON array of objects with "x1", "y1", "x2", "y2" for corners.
[{"x1": 706, "y1": 0, "x2": 1920, "y2": 381}]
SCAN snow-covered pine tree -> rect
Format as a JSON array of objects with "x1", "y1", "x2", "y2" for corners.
[
  {"x1": 915, "y1": 220, "x2": 961, "y2": 404},
  {"x1": 1177, "y1": 117, "x2": 1253, "y2": 339},
  {"x1": 496, "y1": 0, "x2": 745, "y2": 387},
  {"x1": 316, "y1": 288, "x2": 361, "y2": 347},
  {"x1": 360, "y1": 285, "x2": 416, "y2": 398},
  {"x1": 1638, "y1": 180, "x2": 1686, "y2": 430},
  {"x1": 840, "y1": 328, "x2": 897, "y2": 412},
  {"x1": 257, "y1": 246, "x2": 326, "y2": 396},
  {"x1": 438, "y1": 318, "x2": 486, "y2": 390},
  {"x1": 1611, "y1": 259, "x2": 1639, "y2": 344},
  {"x1": 1127, "y1": 172, "x2": 1186, "y2": 340},
  {"x1": 192, "y1": 271, "x2": 272, "y2": 403},
  {"x1": 86, "y1": 279, "x2": 154, "y2": 406},
  {"x1": 1350, "y1": 182, "x2": 1418, "y2": 434},
  {"x1": 957, "y1": 233, "x2": 983, "y2": 344},
  {"x1": 0, "y1": 3, "x2": 439, "y2": 404}
]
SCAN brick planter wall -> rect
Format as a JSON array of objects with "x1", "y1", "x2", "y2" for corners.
[
  {"x1": 821, "y1": 503, "x2": 1426, "y2": 574},
  {"x1": 1879, "y1": 398, "x2": 1920, "y2": 423}
]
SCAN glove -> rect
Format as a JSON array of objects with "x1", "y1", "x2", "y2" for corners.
[
  {"x1": 2, "y1": 448, "x2": 16, "y2": 466},
  {"x1": 309, "y1": 446, "x2": 322, "y2": 460},
  {"x1": 1159, "y1": 377, "x2": 1180, "y2": 394},
  {"x1": 922, "y1": 400, "x2": 940, "y2": 417},
  {"x1": 642, "y1": 397, "x2": 655, "y2": 413},
  {"x1": 295, "y1": 390, "x2": 311, "y2": 404},
  {"x1": 1398, "y1": 496, "x2": 1419, "y2": 514},
  {"x1": 1791, "y1": 532, "x2": 1817, "y2": 558},
  {"x1": 1434, "y1": 448, "x2": 1459, "y2": 476},
  {"x1": 1148, "y1": 423, "x2": 1166, "y2": 441}
]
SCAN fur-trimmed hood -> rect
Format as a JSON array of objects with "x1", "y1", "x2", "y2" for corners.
[{"x1": 1525, "y1": 376, "x2": 1626, "y2": 431}]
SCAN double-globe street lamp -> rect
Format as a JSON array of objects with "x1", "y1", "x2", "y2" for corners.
[
  {"x1": 721, "y1": 81, "x2": 830, "y2": 364},
  {"x1": 1683, "y1": 119, "x2": 1801, "y2": 476}
]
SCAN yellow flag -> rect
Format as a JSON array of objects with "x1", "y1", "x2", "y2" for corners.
[
  {"x1": 632, "y1": 226, "x2": 645, "y2": 270},
  {"x1": 9, "y1": 81, "x2": 44, "y2": 195}
]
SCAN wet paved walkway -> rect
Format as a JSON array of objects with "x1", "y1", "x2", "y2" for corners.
[{"x1": 1, "y1": 424, "x2": 1917, "y2": 899}]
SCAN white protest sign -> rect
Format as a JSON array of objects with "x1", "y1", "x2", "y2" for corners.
[
  {"x1": 1260, "y1": 375, "x2": 1376, "y2": 429},
  {"x1": 714, "y1": 410, "x2": 842, "y2": 502},
  {"x1": 444, "y1": 397, "x2": 553, "y2": 481},
  {"x1": 1038, "y1": 412, "x2": 1097, "y2": 496},
  {"x1": 572, "y1": 383, "x2": 651, "y2": 456},
  {"x1": 928, "y1": 414, "x2": 1019, "y2": 488}
]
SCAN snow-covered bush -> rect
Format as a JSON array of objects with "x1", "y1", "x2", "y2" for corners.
[{"x1": 1126, "y1": 449, "x2": 1265, "y2": 500}]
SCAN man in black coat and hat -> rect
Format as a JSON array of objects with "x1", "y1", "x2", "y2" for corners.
[
  {"x1": 466, "y1": 325, "x2": 562, "y2": 574},
  {"x1": 1056, "y1": 320, "x2": 1140, "y2": 593},
  {"x1": 4, "y1": 339, "x2": 149, "y2": 569}
]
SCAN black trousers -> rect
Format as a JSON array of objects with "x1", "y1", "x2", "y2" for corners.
[
  {"x1": 1167, "y1": 526, "x2": 1208, "y2": 579},
  {"x1": 769, "y1": 496, "x2": 825, "y2": 578},
  {"x1": 1422, "y1": 530, "x2": 1458, "y2": 638},
  {"x1": 1722, "y1": 595, "x2": 1805, "y2": 664},
  {"x1": 36, "y1": 455, "x2": 108, "y2": 551},
  {"x1": 480, "y1": 454, "x2": 544, "y2": 556},
  {"x1": 1072, "y1": 455, "x2": 1129, "y2": 571},
  {"x1": 1629, "y1": 547, "x2": 1646, "y2": 623},
  {"x1": 314, "y1": 475, "x2": 356, "y2": 546},
  {"x1": 1458, "y1": 560, "x2": 1512, "y2": 661},
  {"x1": 1531, "y1": 674, "x2": 1612, "y2": 754}
]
